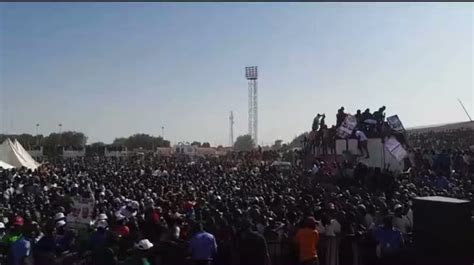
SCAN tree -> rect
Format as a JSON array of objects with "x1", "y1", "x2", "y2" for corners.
[
  {"x1": 191, "y1": 141, "x2": 202, "y2": 147},
  {"x1": 202, "y1": 142, "x2": 211, "y2": 148},
  {"x1": 233, "y1": 135, "x2": 255, "y2": 152},
  {"x1": 112, "y1": 134, "x2": 170, "y2": 150},
  {"x1": 89, "y1": 142, "x2": 105, "y2": 147},
  {"x1": 289, "y1": 132, "x2": 308, "y2": 148},
  {"x1": 41, "y1": 131, "x2": 87, "y2": 157},
  {"x1": 272, "y1": 140, "x2": 283, "y2": 150},
  {"x1": 112, "y1": 138, "x2": 127, "y2": 146}
]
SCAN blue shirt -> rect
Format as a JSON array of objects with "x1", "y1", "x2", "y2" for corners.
[
  {"x1": 373, "y1": 226, "x2": 403, "y2": 255},
  {"x1": 11, "y1": 237, "x2": 31, "y2": 265},
  {"x1": 90, "y1": 230, "x2": 107, "y2": 251},
  {"x1": 189, "y1": 231, "x2": 217, "y2": 261}
]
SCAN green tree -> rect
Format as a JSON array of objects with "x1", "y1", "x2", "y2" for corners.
[
  {"x1": 41, "y1": 131, "x2": 87, "y2": 157},
  {"x1": 272, "y1": 140, "x2": 283, "y2": 150},
  {"x1": 233, "y1": 135, "x2": 255, "y2": 152},
  {"x1": 113, "y1": 134, "x2": 170, "y2": 150},
  {"x1": 202, "y1": 142, "x2": 211, "y2": 148},
  {"x1": 89, "y1": 142, "x2": 105, "y2": 147},
  {"x1": 191, "y1": 141, "x2": 202, "y2": 147},
  {"x1": 112, "y1": 138, "x2": 127, "y2": 146},
  {"x1": 289, "y1": 133, "x2": 308, "y2": 148}
]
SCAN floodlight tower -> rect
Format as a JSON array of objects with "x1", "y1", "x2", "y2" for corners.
[
  {"x1": 245, "y1": 66, "x2": 258, "y2": 145},
  {"x1": 229, "y1": 111, "x2": 234, "y2": 146}
]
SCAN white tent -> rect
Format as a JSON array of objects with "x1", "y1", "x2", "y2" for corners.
[
  {"x1": 0, "y1": 138, "x2": 40, "y2": 170},
  {"x1": 0, "y1": 160, "x2": 14, "y2": 169},
  {"x1": 13, "y1": 139, "x2": 41, "y2": 167}
]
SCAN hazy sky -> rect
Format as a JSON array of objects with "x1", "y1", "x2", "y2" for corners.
[{"x1": 0, "y1": 3, "x2": 472, "y2": 146}]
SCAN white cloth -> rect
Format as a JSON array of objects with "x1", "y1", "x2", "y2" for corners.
[
  {"x1": 406, "y1": 209, "x2": 413, "y2": 226},
  {"x1": 172, "y1": 225, "x2": 180, "y2": 239},
  {"x1": 325, "y1": 219, "x2": 341, "y2": 236},
  {"x1": 119, "y1": 205, "x2": 136, "y2": 219},
  {"x1": 355, "y1": 131, "x2": 368, "y2": 142}
]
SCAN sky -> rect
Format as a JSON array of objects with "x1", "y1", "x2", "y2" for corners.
[{"x1": 0, "y1": 3, "x2": 472, "y2": 146}]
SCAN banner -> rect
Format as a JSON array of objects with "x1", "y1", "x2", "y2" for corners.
[
  {"x1": 384, "y1": 136, "x2": 407, "y2": 161},
  {"x1": 337, "y1": 115, "x2": 357, "y2": 138},
  {"x1": 66, "y1": 196, "x2": 95, "y2": 228},
  {"x1": 387, "y1": 115, "x2": 405, "y2": 133}
]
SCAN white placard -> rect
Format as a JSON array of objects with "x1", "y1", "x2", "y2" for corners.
[
  {"x1": 387, "y1": 115, "x2": 405, "y2": 133},
  {"x1": 66, "y1": 196, "x2": 95, "y2": 227},
  {"x1": 337, "y1": 115, "x2": 358, "y2": 138},
  {"x1": 384, "y1": 137, "x2": 407, "y2": 161}
]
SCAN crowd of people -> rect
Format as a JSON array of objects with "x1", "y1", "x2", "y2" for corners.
[
  {"x1": 307, "y1": 106, "x2": 396, "y2": 158},
  {"x1": 0, "y1": 125, "x2": 473, "y2": 265}
]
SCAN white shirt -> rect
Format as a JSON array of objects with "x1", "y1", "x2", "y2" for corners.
[
  {"x1": 323, "y1": 219, "x2": 341, "y2": 237},
  {"x1": 355, "y1": 131, "x2": 368, "y2": 142},
  {"x1": 392, "y1": 215, "x2": 411, "y2": 234},
  {"x1": 406, "y1": 209, "x2": 413, "y2": 226},
  {"x1": 364, "y1": 214, "x2": 375, "y2": 230}
]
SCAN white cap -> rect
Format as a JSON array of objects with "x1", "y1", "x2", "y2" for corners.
[
  {"x1": 0, "y1": 222, "x2": 5, "y2": 229},
  {"x1": 135, "y1": 239, "x2": 154, "y2": 250},
  {"x1": 54, "y1": 212, "x2": 65, "y2": 221},
  {"x1": 98, "y1": 213, "x2": 108, "y2": 221},
  {"x1": 96, "y1": 220, "x2": 108, "y2": 229},
  {"x1": 55, "y1": 220, "x2": 66, "y2": 228}
]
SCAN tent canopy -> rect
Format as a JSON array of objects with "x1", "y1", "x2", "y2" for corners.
[
  {"x1": 0, "y1": 160, "x2": 14, "y2": 169},
  {"x1": 0, "y1": 138, "x2": 40, "y2": 170}
]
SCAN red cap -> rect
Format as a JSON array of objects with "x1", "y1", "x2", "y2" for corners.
[{"x1": 13, "y1": 216, "x2": 24, "y2": 226}]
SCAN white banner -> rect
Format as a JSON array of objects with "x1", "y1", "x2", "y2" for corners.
[
  {"x1": 384, "y1": 137, "x2": 407, "y2": 161},
  {"x1": 387, "y1": 115, "x2": 405, "y2": 133},
  {"x1": 66, "y1": 197, "x2": 95, "y2": 227},
  {"x1": 337, "y1": 115, "x2": 358, "y2": 138}
]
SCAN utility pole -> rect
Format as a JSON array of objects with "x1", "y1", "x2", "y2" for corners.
[{"x1": 229, "y1": 111, "x2": 234, "y2": 146}]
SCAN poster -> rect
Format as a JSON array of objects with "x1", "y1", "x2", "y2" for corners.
[
  {"x1": 66, "y1": 196, "x2": 95, "y2": 227},
  {"x1": 387, "y1": 115, "x2": 405, "y2": 133},
  {"x1": 384, "y1": 136, "x2": 407, "y2": 161},
  {"x1": 337, "y1": 115, "x2": 358, "y2": 138}
]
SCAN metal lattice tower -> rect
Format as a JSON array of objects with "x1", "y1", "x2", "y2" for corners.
[
  {"x1": 229, "y1": 111, "x2": 234, "y2": 146},
  {"x1": 245, "y1": 66, "x2": 258, "y2": 145}
]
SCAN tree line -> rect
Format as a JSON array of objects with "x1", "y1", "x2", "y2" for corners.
[
  {"x1": 1, "y1": 131, "x2": 306, "y2": 156},
  {"x1": 232, "y1": 133, "x2": 307, "y2": 152},
  {"x1": 0, "y1": 132, "x2": 170, "y2": 154}
]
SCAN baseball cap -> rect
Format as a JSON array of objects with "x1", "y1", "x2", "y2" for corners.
[
  {"x1": 54, "y1": 212, "x2": 65, "y2": 221},
  {"x1": 135, "y1": 239, "x2": 154, "y2": 250},
  {"x1": 97, "y1": 213, "x2": 108, "y2": 221}
]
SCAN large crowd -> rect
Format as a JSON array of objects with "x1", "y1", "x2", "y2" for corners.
[{"x1": 0, "y1": 124, "x2": 473, "y2": 265}]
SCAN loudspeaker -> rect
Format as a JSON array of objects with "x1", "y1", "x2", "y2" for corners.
[{"x1": 413, "y1": 196, "x2": 472, "y2": 265}]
